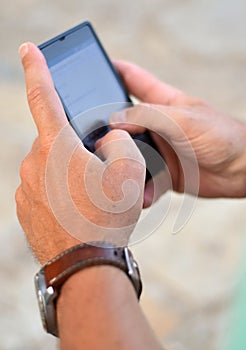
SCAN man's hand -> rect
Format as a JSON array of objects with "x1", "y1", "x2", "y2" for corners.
[
  {"x1": 15, "y1": 44, "x2": 145, "y2": 264},
  {"x1": 110, "y1": 60, "x2": 246, "y2": 207}
]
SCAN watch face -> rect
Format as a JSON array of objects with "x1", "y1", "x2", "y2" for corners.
[
  {"x1": 123, "y1": 247, "x2": 142, "y2": 298},
  {"x1": 35, "y1": 272, "x2": 48, "y2": 331},
  {"x1": 34, "y1": 270, "x2": 58, "y2": 336}
]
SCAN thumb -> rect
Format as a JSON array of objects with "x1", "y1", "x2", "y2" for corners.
[{"x1": 19, "y1": 42, "x2": 68, "y2": 141}]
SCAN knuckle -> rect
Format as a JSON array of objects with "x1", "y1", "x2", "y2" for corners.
[
  {"x1": 15, "y1": 186, "x2": 22, "y2": 204},
  {"x1": 27, "y1": 85, "x2": 46, "y2": 109},
  {"x1": 39, "y1": 131, "x2": 57, "y2": 152},
  {"x1": 135, "y1": 149, "x2": 145, "y2": 165},
  {"x1": 19, "y1": 156, "x2": 32, "y2": 181},
  {"x1": 134, "y1": 103, "x2": 148, "y2": 113},
  {"x1": 129, "y1": 103, "x2": 151, "y2": 127},
  {"x1": 19, "y1": 155, "x2": 39, "y2": 188},
  {"x1": 39, "y1": 140, "x2": 51, "y2": 155},
  {"x1": 106, "y1": 129, "x2": 130, "y2": 140},
  {"x1": 32, "y1": 136, "x2": 50, "y2": 157}
]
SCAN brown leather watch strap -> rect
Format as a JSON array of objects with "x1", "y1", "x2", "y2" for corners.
[{"x1": 42, "y1": 242, "x2": 142, "y2": 299}]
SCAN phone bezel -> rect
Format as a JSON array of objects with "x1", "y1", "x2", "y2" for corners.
[{"x1": 38, "y1": 21, "x2": 131, "y2": 122}]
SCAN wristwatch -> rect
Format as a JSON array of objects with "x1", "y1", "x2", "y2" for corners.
[{"x1": 34, "y1": 242, "x2": 142, "y2": 337}]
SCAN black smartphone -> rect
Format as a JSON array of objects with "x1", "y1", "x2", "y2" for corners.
[{"x1": 39, "y1": 21, "x2": 163, "y2": 181}]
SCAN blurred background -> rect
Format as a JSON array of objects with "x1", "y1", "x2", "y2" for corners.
[{"x1": 1, "y1": 0, "x2": 246, "y2": 349}]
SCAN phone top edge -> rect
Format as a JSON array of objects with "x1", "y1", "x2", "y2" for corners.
[
  {"x1": 38, "y1": 20, "x2": 131, "y2": 105},
  {"x1": 38, "y1": 20, "x2": 93, "y2": 49}
]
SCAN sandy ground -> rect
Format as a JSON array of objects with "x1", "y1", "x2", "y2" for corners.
[{"x1": 1, "y1": 0, "x2": 246, "y2": 349}]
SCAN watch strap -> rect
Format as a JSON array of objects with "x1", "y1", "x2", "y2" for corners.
[
  {"x1": 43, "y1": 242, "x2": 142, "y2": 298},
  {"x1": 36, "y1": 242, "x2": 142, "y2": 336}
]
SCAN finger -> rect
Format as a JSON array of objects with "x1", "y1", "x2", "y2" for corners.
[
  {"x1": 95, "y1": 129, "x2": 142, "y2": 160},
  {"x1": 113, "y1": 60, "x2": 184, "y2": 105},
  {"x1": 110, "y1": 104, "x2": 157, "y2": 132},
  {"x1": 110, "y1": 105, "x2": 148, "y2": 134},
  {"x1": 110, "y1": 103, "x2": 182, "y2": 139},
  {"x1": 144, "y1": 169, "x2": 172, "y2": 208},
  {"x1": 95, "y1": 130, "x2": 146, "y2": 210},
  {"x1": 94, "y1": 129, "x2": 145, "y2": 177},
  {"x1": 143, "y1": 180, "x2": 154, "y2": 208},
  {"x1": 19, "y1": 42, "x2": 68, "y2": 140}
]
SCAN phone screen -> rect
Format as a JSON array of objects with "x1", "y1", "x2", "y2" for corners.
[
  {"x1": 39, "y1": 22, "x2": 163, "y2": 180},
  {"x1": 40, "y1": 23, "x2": 130, "y2": 140}
]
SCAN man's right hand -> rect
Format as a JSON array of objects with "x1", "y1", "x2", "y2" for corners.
[{"x1": 110, "y1": 60, "x2": 246, "y2": 207}]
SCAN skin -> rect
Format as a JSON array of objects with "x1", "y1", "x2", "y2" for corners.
[
  {"x1": 16, "y1": 43, "x2": 246, "y2": 349},
  {"x1": 110, "y1": 60, "x2": 246, "y2": 207},
  {"x1": 58, "y1": 266, "x2": 163, "y2": 350},
  {"x1": 16, "y1": 43, "x2": 146, "y2": 263},
  {"x1": 16, "y1": 42, "x2": 162, "y2": 350}
]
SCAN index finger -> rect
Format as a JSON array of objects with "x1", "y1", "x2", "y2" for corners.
[
  {"x1": 19, "y1": 42, "x2": 68, "y2": 140},
  {"x1": 113, "y1": 60, "x2": 184, "y2": 105},
  {"x1": 95, "y1": 129, "x2": 146, "y2": 180}
]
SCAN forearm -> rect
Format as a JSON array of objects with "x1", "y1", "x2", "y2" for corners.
[{"x1": 57, "y1": 265, "x2": 163, "y2": 350}]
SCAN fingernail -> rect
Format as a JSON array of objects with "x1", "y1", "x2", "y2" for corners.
[
  {"x1": 19, "y1": 43, "x2": 28, "y2": 59},
  {"x1": 110, "y1": 111, "x2": 127, "y2": 125}
]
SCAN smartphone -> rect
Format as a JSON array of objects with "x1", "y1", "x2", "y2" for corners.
[{"x1": 39, "y1": 21, "x2": 163, "y2": 181}]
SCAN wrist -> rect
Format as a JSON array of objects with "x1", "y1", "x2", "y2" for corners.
[
  {"x1": 34, "y1": 243, "x2": 142, "y2": 337},
  {"x1": 57, "y1": 263, "x2": 137, "y2": 310},
  {"x1": 57, "y1": 265, "x2": 139, "y2": 344}
]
